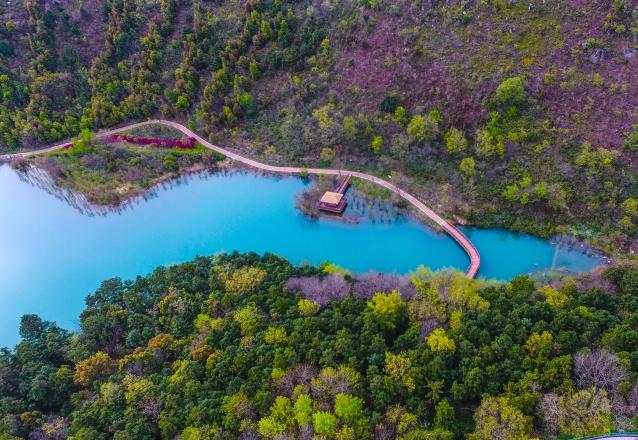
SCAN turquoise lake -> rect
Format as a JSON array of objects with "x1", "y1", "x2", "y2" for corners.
[{"x1": 0, "y1": 164, "x2": 601, "y2": 347}]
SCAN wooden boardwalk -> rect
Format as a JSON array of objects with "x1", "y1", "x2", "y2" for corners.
[
  {"x1": 334, "y1": 174, "x2": 351, "y2": 194},
  {"x1": 0, "y1": 119, "x2": 481, "y2": 278}
]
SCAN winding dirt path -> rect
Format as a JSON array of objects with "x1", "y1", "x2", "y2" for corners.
[{"x1": 0, "y1": 119, "x2": 481, "y2": 278}]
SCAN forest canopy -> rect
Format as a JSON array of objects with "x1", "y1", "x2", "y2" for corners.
[{"x1": 1, "y1": 252, "x2": 638, "y2": 439}]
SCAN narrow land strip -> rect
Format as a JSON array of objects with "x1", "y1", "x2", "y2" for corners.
[{"x1": 0, "y1": 119, "x2": 481, "y2": 278}]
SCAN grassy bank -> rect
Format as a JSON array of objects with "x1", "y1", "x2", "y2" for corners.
[{"x1": 15, "y1": 137, "x2": 225, "y2": 206}]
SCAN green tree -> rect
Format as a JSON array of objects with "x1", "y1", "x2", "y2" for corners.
[
  {"x1": 426, "y1": 328, "x2": 456, "y2": 353},
  {"x1": 334, "y1": 393, "x2": 365, "y2": 426},
  {"x1": 294, "y1": 394, "x2": 313, "y2": 426},
  {"x1": 175, "y1": 95, "x2": 189, "y2": 111},
  {"x1": 384, "y1": 351, "x2": 415, "y2": 392},
  {"x1": 475, "y1": 129, "x2": 505, "y2": 160},
  {"x1": 313, "y1": 411, "x2": 338, "y2": 436},
  {"x1": 320, "y1": 147, "x2": 336, "y2": 162},
  {"x1": 371, "y1": 135, "x2": 383, "y2": 154},
  {"x1": 445, "y1": 127, "x2": 468, "y2": 155},
  {"x1": 19, "y1": 314, "x2": 47, "y2": 341},
  {"x1": 258, "y1": 417, "x2": 286, "y2": 437},
  {"x1": 434, "y1": 399, "x2": 454, "y2": 429},
  {"x1": 277, "y1": 19, "x2": 292, "y2": 45},
  {"x1": 407, "y1": 114, "x2": 438, "y2": 142},
  {"x1": 468, "y1": 397, "x2": 532, "y2": 440},
  {"x1": 493, "y1": 76, "x2": 526, "y2": 108},
  {"x1": 460, "y1": 157, "x2": 476, "y2": 176},
  {"x1": 367, "y1": 291, "x2": 406, "y2": 329},
  {"x1": 394, "y1": 106, "x2": 408, "y2": 125},
  {"x1": 622, "y1": 197, "x2": 638, "y2": 217},
  {"x1": 237, "y1": 92, "x2": 253, "y2": 111},
  {"x1": 249, "y1": 60, "x2": 261, "y2": 80},
  {"x1": 298, "y1": 299, "x2": 320, "y2": 316},
  {"x1": 224, "y1": 266, "x2": 267, "y2": 294},
  {"x1": 233, "y1": 304, "x2": 262, "y2": 335},
  {"x1": 524, "y1": 331, "x2": 554, "y2": 360},
  {"x1": 264, "y1": 326, "x2": 287, "y2": 345},
  {"x1": 258, "y1": 396, "x2": 295, "y2": 437}
]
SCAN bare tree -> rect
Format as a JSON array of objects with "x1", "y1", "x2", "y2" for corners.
[
  {"x1": 627, "y1": 382, "x2": 638, "y2": 411},
  {"x1": 574, "y1": 349, "x2": 628, "y2": 393},
  {"x1": 28, "y1": 416, "x2": 69, "y2": 440},
  {"x1": 539, "y1": 393, "x2": 563, "y2": 434},
  {"x1": 352, "y1": 272, "x2": 415, "y2": 300},
  {"x1": 238, "y1": 431, "x2": 259, "y2": 440},
  {"x1": 420, "y1": 318, "x2": 442, "y2": 338},
  {"x1": 138, "y1": 398, "x2": 161, "y2": 422},
  {"x1": 299, "y1": 424, "x2": 314, "y2": 440},
  {"x1": 286, "y1": 273, "x2": 350, "y2": 305},
  {"x1": 609, "y1": 381, "x2": 638, "y2": 429},
  {"x1": 274, "y1": 363, "x2": 317, "y2": 397}
]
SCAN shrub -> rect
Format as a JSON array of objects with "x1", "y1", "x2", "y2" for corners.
[
  {"x1": 624, "y1": 125, "x2": 638, "y2": 151},
  {"x1": 379, "y1": 92, "x2": 399, "y2": 113},
  {"x1": 493, "y1": 76, "x2": 526, "y2": 108},
  {"x1": 444, "y1": 127, "x2": 468, "y2": 155},
  {"x1": 459, "y1": 157, "x2": 476, "y2": 176},
  {"x1": 371, "y1": 135, "x2": 383, "y2": 154},
  {"x1": 313, "y1": 411, "x2": 338, "y2": 436},
  {"x1": 407, "y1": 114, "x2": 438, "y2": 142}
]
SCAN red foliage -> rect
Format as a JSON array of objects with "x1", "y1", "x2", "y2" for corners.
[{"x1": 104, "y1": 134, "x2": 196, "y2": 149}]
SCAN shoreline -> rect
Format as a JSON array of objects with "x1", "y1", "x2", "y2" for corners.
[{"x1": 6, "y1": 161, "x2": 607, "y2": 275}]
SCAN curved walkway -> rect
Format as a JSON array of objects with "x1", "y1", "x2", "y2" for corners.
[{"x1": 0, "y1": 119, "x2": 481, "y2": 278}]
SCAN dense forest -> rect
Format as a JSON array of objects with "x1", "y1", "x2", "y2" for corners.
[
  {"x1": 0, "y1": 252, "x2": 637, "y2": 439},
  {"x1": 0, "y1": 0, "x2": 637, "y2": 256}
]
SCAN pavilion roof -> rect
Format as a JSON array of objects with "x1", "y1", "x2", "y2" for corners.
[{"x1": 320, "y1": 191, "x2": 343, "y2": 205}]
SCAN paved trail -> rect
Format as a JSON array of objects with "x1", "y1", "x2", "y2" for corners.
[{"x1": 0, "y1": 119, "x2": 481, "y2": 278}]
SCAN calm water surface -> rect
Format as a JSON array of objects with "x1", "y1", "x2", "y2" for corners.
[{"x1": 0, "y1": 164, "x2": 600, "y2": 346}]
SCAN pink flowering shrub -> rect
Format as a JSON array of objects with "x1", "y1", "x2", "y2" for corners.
[{"x1": 105, "y1": 135, "x2": 196, "y2": 149}]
